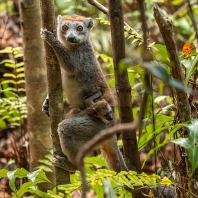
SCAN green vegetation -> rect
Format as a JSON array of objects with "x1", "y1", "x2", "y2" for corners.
[{"x1": 1, "y1": 0, "x2": 198, "y2": 197}]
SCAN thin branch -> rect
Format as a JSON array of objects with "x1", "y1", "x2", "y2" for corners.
[
  {"x1": 87, "y1": 0, "x2": 109, "y2": 15},
  {"x1": 0, "y1": 15, "x2": 9, "y2": 48},
  {"x1": 87, "y1": 0, "x2": 141, "y2": 40},
  {"x1": 186, "y1": 0, "x2": 198, "y2": 42},
  {"x1": 76, "y1": 121, "x2": 139, "y2": 198}
]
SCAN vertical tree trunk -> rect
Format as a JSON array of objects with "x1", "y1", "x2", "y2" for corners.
[
  {"x1": 108, "y1": 1, "x2": 146, "y2": 197},
  {"x1": 18, "y1": 0, "x2": 54, "y2": 190},
  {"x1": 39, "y1": 0, "x2": 70, "y2": 186},
  {"x1": 154, "y1": 6, "x2": 192, "y2": 196},
  {"x1": 108, "y1": 0, "x2": 141, "y2": 173}
]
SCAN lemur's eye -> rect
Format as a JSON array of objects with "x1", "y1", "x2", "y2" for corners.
[
  {"x1": 62, "y1": 25, "x2": 68, "y2": 31},
  {"x1": 77, "y1": 26, "x2": 83, "y2": 31}
]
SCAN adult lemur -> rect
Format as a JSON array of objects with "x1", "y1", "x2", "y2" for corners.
[{"x1": 41, "y1": 14, "x2": 128, "y2": 172}]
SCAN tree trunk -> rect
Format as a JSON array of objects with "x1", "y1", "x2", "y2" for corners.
[
  {"x1": 154, "y1": 6, "x2": 192, "y2": 197},
  {"x1": 108, "y1": 1, "x2": 145, "y2": 198},
  {"x1": 108, "y1": 0, "x2": 141, "y2": 174},
  {"x1": 18, "y1": 0, "x2": 54, "y2": 191},
  {"x1": 39, "y1": 0, "x2": 70, "y2": 186}
]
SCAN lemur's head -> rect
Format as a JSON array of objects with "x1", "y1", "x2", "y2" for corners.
[
  {"x1": 57, "y1": 14, "x2": 94, "y2": 47},
  {"x1": 91, "y1": 99, "x2": 113, "y2": 123}
]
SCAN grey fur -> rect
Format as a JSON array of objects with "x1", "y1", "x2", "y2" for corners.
[{"x1": 40, "y1": 15, "x2": 128, "y2": 172}]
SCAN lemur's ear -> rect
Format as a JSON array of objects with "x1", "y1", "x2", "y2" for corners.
[
  {"x1": 85, "y1": 17, "x2": 94, "y2": 29},
  {"x1": 57, "y1": 15, "x2": 63, "y2": 22}
]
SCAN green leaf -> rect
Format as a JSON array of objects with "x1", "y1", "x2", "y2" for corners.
[
  {"x1": 16, "y1": 62, "x2": 24, "y2": 68},
  {"x1": 1, "y1": 80, "x2": 16, "y2": 85},
  {"x1": 0, "y1": 59, "x2": 15, "y2": 64},
  {"x1": 184, "y1": 54, "x2": 198, "y2": 84},
  {"x1": 3, "y1": 73, "x2": 16, "y2": 78},
  {"x1": 7, "y1": 170, "x2": 17, "y2": 192},
  {"x1": 0, "y1": 169, "x2": 8, "y2": 178},
  {"x1": 14, "y1": 54, "x2": 23, "y2": 58},
  {"x1": 27, "y1": 169, "x2": 52, "y2": 185},
  {"x1": 0, "y1": 47, "x2": 13, "y2": 53},
  {"x1": 103, "y1": 178, "x2": 116, "y2": 198},
  {"x1": 16, "y1": 79, "x2": 25, "y2": 84},
  {"x1": 5, "y1": 63, "x2": 15, "y2": 68},
  {"x1": 154, "y1": 96, "x2": 168, "y2": 103},
  {"x1": 0, "y1": 119, "x2": 6, "y2": 129},
  {"x1": 144, "y1": 63, "x2": 192, "y2": 94},
  {"x1": 159, "y1": 177, "x2": 173, "y2": 186},
  {"x1": 84, "y1": 157, "x2": 108, "y2": 168},
  {"x1": 14, "y1": 168, "x2": 29, "y2": 178},
  {"x1": 28, "y1": 189, "x2": 52, "y2": 198},
  {"x1": 172, "y1": 0, "x2": 184, "y2": 5},
  {"x1": 38, "y1": 159, "x2": 52, "y2": 166},
  {"x1": 171, "y1": 119, "x2": 198, "y2": 176},
  {"x1": 12, "y1": 181, "x2": 33, "y2": 198},
  {"x1": 16, "y1": 67, "x2": 24, "y2": 73},
  {"x1": 144, "y1": 63, "x2": 169, "y2": 82},
  {"x1": 35, "y1": 165, "x2": 53, "y2": 172},
  {"x1": 92, "y1": 183, "x2": 104, "y2": 198}
]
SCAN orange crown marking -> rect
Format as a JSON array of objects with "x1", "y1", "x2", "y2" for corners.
[{"x1": 63, "y1": 15, "x2": 85, "y2": 21}]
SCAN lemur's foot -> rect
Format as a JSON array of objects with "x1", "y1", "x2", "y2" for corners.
[
  {"x1": 52, "y1": 154, "x2": 76, "y2": 172},
  {"x1": 42, "y1": 97, "x2": 50, "y2": 117}
]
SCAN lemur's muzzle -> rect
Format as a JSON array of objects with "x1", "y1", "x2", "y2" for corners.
[
  {"x1": 104, "y1": 111, "x2": 113, "y2": 121},
  {"x1": 67, "y1": 34, "x2": 80, "y2": 43}
]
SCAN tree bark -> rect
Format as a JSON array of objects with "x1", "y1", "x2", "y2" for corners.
[
  {"x1": 153, "y1": 7, "x2": 191, "y2": 123},
  {"x1": 108, "y1": 1, "x2": 145, "y2": 198},
  {"x1": 108, "y1": 0, "x2": 141, "y2": 173},
  {"x1": 39, "y1": 0, "x2": 70, "y2": 185},
  {"x1": 154, "y1": 6, "x2": 192, "y2": 196},
  {"x1": 18, "y1": 0, "x2": 54, "y2": 191}
]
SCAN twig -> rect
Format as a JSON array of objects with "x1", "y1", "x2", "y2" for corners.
[
  {"x1": 186, "y1": 0, "x2": 198, "y2": 42},
  {"x1": 87, "y1": 0, "x2": 109, "y2": 15},
  {"x1": 76, "y1": 121, "x2": 139, "y2": 197},
  {"x1": 0, "y1": 15, "x2": 10, "y2": 49},
  {"x1": 87, "y1": 0, "x2": 141, "y2": 41}
]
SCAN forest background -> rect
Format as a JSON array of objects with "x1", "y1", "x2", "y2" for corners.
[{"x1": 0, "y1": 0, "x2": 198, "y2": 197}]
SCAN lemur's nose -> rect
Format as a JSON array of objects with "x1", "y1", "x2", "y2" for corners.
[
  {"x1": 105, "y1": 111, "x2": 113, "y2": 121},
  {"x1": 67, "y1": 34, "x2": 76, "y2": 43}
]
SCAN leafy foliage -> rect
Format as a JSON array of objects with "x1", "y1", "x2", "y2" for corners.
[
  {"x1": 1, "y1": 0, "x2": 198, "y2": 197},
  {"x1": 0, "y1": 47, "x2": 27, "y2": 129},
  {"x1": 48, "y1": 160, "x2": 173, "y2": 198},
  {"x1": 35, "y1": 150, "x2": 53, "y2": 172},
  {"x1": 0, "y1": 168, "x2": 52, "y2": 198},
  {"x1": 172, "y1": 119, "x2": 198, "y2": 177}
]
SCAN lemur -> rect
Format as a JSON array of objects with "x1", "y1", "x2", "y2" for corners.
[{"x1": 41, "y1": 14, "x2": 128, "y2": 172}]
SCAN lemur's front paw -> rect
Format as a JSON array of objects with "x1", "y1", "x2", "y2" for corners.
[{"x1": 40, "y1": 28, "x2": 55, "y2": 42}]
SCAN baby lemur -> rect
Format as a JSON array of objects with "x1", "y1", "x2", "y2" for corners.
[
  {"x1": 41, "y1": 14, "x2": 128, "y2": 172},
  {"x1": 66, "y1": 92, "x2": 113, "y2": 124}
]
